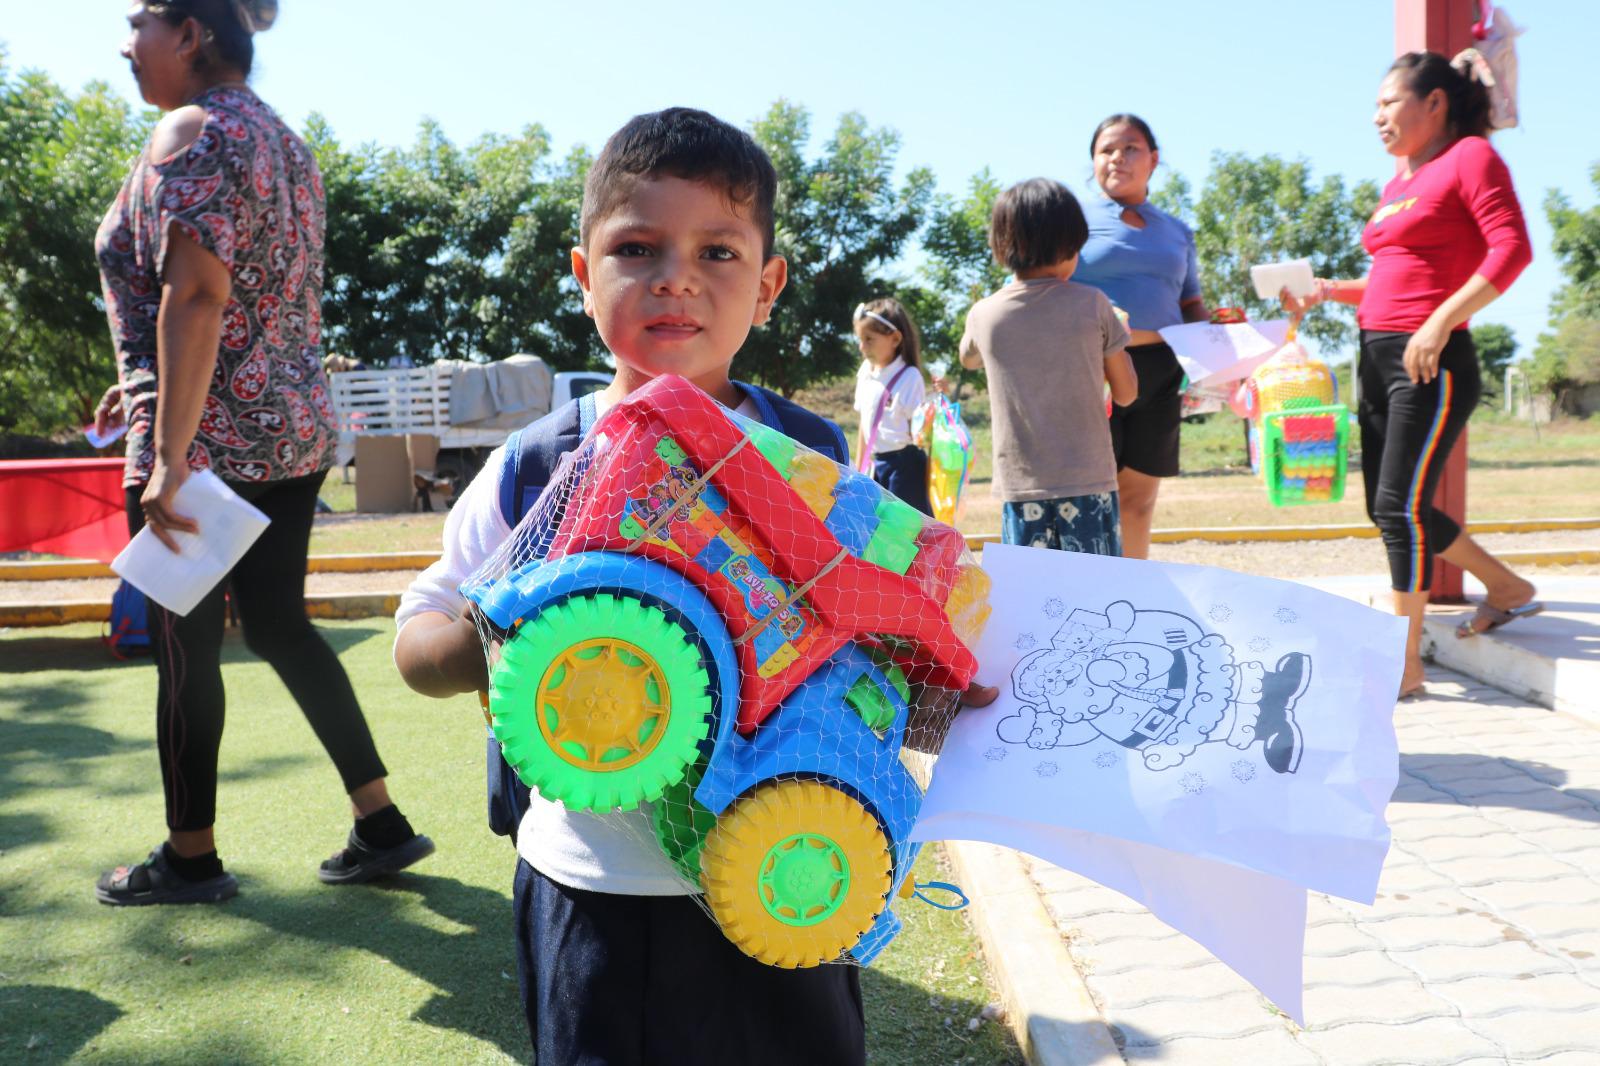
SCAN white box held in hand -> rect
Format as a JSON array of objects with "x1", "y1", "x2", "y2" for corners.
[{"x1": 1250, "y1": 258, "x2": 1316, "y2": 301}]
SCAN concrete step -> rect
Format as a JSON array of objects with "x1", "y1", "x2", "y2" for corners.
[{"x1": 1305, "y1": 575, "x2": 1599, "y2": 725}]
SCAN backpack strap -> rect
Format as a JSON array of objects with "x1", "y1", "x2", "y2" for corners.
[
  {"x1": 859, "y1": 364, "x2": 912, "y2": 472},
  {"x1": 733, "y1": 380, "x2": 849, "y2": 464},
  {"x1": 578, "y1": 390, "x2": 598, "y2": 435},
  {"x1": 496, "y1": 398, "x2": 587, "y2": 528}
]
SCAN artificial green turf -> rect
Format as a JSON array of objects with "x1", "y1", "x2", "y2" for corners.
[{"x1": 0, "y1": 621, "x2": 1022, "y2": 1064}]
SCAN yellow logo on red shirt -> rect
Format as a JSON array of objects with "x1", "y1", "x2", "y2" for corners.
[{"x1": 1370, "y1": 196, "x2": 1419, "y2": 227}]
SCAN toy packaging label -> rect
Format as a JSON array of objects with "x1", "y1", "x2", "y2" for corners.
[{"x1": 619, "y1": 437, "x2": 818, "y2": 678}]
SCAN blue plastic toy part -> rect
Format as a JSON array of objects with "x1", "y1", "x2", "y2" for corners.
[
  {"x1": 824, "y1": 474, "x2": 882, "y2": 556},
  {"x1": 468, "y1": 550, "x2": 742, "y2": 755},
  {"x1": 910, "y1": 880, "x2": 969, "y2": 910},
  {"x1": 694, "y1": 645, "x2": 923, "y2": 965}
]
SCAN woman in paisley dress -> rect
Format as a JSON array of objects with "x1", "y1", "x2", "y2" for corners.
[{"x1": 92, "y1": 1, "x2": 432, "y2": 905}]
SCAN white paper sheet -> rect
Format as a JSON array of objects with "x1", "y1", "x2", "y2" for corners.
[
  {"x1": 939, "y1": 814, "x2": 1309, "y2": 1023},
  {"x1": 911, "y1": 546, "x2": 1406, "y2": 1020},
  {"x1": 1157, "y1": 319, "x2": 1291, "y2": 387},
  {"x1": 84, "y1": 422, "x2": 128, "y2": 449},
  {"x1": 1250, "y1": 258, "x2": 1316, "y2": 300},
  {"x1": 111, "y1": 470, "x2": 271, "y2": 616}
]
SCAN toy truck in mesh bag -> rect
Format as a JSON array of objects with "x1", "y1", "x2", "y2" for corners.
[{"x1": 467, "y1": 375, "x2": 991, "y2": 968}]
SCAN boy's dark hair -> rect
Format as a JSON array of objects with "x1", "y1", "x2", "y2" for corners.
[
  {"x1": 853, "y1": 297, "x2": 922, "y2": 369},
  {"x1": 1388, "y1": 51, "x2": 1493, "y2": 140},
  {"x1": 580, "y1": 107, "x2": 779, "y2": 256},
  {"x1": 989, "y1": 178, "x2": 1089, "y2": 274},
  {"x1": 145, "y1": 0, "x2": 276, "y2": 78}
]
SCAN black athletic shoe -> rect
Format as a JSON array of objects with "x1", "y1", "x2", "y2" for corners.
[
  {"x1": 1257, "y1": 652, "x2": 1312, "y2": 775},
  {"x1": 318, "y1": 829, "x2": 435, "y2": 885},
  {"x1": 96, "y1": 847, "x2": 238, "y2": 907}
]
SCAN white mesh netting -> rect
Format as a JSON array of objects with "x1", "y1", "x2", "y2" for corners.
[{"x1": 464, "y1": 375, "x2": 992, "y2": 968}]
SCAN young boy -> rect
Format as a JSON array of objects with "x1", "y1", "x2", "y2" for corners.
[
  {"x1": 392, "y1": 108, "x2": 868, "y2": 1066},
  {"x1": 960, "y1": 178, "x2": 1138, "y2": 556}
]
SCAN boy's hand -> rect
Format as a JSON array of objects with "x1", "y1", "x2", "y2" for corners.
[{"x1": 961, "y1": 681, "x2": 1000, "y2": 708}]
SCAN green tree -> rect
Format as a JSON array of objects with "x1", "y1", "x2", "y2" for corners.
[
  {"x1": 911, "y1": 169, "x2": 1008, "y2": 366},
  {"x1": 1149, "y1": 170, "x2": 1193, "y2": 221},
  {"x1": 1525, "y1": 165, "x2": 1600, "y2": 405},
  {"x1": 0, "y1": 54, "x2": 149, "y2": 435},
  {"x1": 308, "y1": 116, "x2": 599, "y2": 369},
  {"x1": 1469, "y1": 322, "x2": 1517, "y2": 400},
  {"x1": 1543, "y1": 164, "x2": 1600, "y2": 321},
  {"x1": 1527, "y1": 314, "x2": 1600, "y2": 405},
  {"x1": 741, "y1": 102, "x2": 935, "y2": 395},
  {"x1": 1166, "y1": 153, "x2": 1379, "y2": 353}
]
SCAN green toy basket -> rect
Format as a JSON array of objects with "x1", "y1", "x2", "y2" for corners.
[{"x1": 1261, "y1": 400, "x2": 1350, "y2": 507}]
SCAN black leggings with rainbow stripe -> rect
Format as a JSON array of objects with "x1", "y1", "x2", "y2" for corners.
[{"x1": 1359, "y1": 329, "x2": 1482, "y2": 594}]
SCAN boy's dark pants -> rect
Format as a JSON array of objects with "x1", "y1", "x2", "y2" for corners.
[{"x1": 515, "y1": 859, "x2": 867, "y2": 1066}]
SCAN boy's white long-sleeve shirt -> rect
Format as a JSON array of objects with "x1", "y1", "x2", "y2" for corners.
[{"x1": 396, "y1": 395, "x2": 762, "y2": 895}]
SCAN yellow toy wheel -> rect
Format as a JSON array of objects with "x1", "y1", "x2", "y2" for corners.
[
  {"x1": 699, "y1": 779, "x2": 892, "y2": 968},
  {"x1": 490, "y1": 593, "x2": 713, "y2": 812}
]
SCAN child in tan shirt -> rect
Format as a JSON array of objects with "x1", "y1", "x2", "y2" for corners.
[{"x1": 961, "y1": 177, "x2": 1137, "y2": 555}]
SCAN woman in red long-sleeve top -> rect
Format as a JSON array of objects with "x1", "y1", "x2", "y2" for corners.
[{"x1": 1288, "y1": 51, "x2": 1540, "y2": 699}]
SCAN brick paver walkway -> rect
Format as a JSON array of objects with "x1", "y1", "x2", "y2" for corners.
[{"x1": 1025, "y1": 667, "x2": 1600, "y2": 1065}]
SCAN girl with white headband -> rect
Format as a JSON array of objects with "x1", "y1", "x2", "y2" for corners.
[{"x1": 851, "y1": 297, "x2": 932, "y2": 515}]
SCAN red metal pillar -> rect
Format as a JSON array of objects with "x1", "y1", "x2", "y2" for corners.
[{"x1": 1395, "y1": 0, "x2": 1476, "y2": 603}]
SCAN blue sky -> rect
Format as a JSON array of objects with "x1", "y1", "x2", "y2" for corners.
[{"x1": 7, "y1": 0, "x2": 1592, "y2": 362}]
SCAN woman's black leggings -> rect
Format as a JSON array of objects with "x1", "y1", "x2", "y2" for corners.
[
  {"x1": 125, "y1": 470, "x2": 386, "y2": 832},
  {"x1": 1358, "y1": 330, "x2": 1482, "y2": 594}
]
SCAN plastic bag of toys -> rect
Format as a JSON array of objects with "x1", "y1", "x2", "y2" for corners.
[{"x1": 1231, "y1": 342, "x2": 1350, "y2": 506}]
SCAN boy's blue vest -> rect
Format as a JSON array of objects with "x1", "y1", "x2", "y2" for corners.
[{"x1": 486, "y1": 382, "x2": 850, "y2": 839}]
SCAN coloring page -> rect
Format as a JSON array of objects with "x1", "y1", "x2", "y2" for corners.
[
  {"x1": 911, "y1": 546, "x2": 1406, "y2": 1019},
  {"x1": 914, "y1": 546, "x2": 1406, "y2": 903}
]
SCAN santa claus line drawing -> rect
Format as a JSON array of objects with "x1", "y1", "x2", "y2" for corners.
[{"x1": 995, "y1": 599, "x2": 1312, "y2": 774}]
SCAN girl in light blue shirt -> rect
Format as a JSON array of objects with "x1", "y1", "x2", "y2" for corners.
[{"x1": 1074, "y1": 114, "x2": 1209, "y2": 559}]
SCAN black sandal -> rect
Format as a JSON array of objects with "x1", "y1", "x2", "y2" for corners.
[
  {"x1": 318, "y1": 829, "x2": 435, "y2": 885},
  {"x1": 96, "y1": 847, "x2": 238, "y2": 907}
]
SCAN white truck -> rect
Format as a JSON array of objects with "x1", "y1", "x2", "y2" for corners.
[{"x1": 328, "y1": 355, "x2": 609, "y2": 510}]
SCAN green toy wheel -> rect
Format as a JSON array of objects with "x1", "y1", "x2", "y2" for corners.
[{"x1": 489, "y1": 593, "x2": 714, "y2": 813}]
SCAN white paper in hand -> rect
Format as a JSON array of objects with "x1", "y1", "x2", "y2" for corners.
[
  {"x1": 84, "y1": 422, "x2": 128, "y2": 449},
  {"x1": 1158, "y1": 319, "x2": 1291, "y2": 386},
  {"x1": 111, "y1": 470, "x2": 271, "y2": 616},
  {"x1": 1250, "y1": 258, "x2": 1316, "y2": 300}
]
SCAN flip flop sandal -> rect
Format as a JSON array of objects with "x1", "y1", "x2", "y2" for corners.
[
  {"x1": 1455, "y1": 602, "x2": 1545, "y2": 639},
  {"x1": 318, "y1": 829, "x2": 435, "y2": 885},
  {"x1": 95, "y1": 847, "x2": 238, "y2": 906}
]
